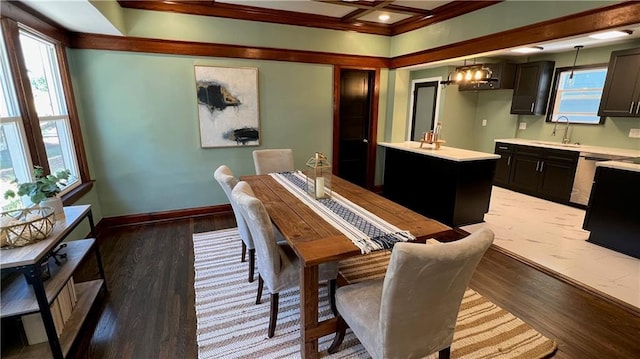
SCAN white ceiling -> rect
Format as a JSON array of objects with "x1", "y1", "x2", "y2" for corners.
[
  {"x1": 22, "y1": 0, "x2": 122, "y2": 36},
  {"x1": 217, "y1": 0, "x2": 451, "y2": 24}
]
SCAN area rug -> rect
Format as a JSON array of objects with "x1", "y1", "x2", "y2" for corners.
[{"x1": 193, "y1": 228, "x2": 557, "y2": 359}]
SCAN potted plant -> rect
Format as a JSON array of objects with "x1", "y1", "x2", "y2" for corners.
[{"x1": 4, "y1": 166, "x2": 71, "y2": 219}]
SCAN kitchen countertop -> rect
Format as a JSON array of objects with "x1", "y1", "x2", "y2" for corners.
[
  {"x1": 495, "y1": 138, "x2": 640, "y2": 158},
  {"x1": 596, "y1": 161, "x2": 640, "y2": 173},
  {"x1": 379, "y1": 141, "x2": 500, "y2": 162}
]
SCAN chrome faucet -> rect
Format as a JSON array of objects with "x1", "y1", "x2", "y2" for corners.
[{"x1": 552, "y1": 116, "x2": 571, "y2": 144}]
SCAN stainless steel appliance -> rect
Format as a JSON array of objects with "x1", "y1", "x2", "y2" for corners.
[{"x1": 570, "y1": 152, "x2": 632, "y2": 205}]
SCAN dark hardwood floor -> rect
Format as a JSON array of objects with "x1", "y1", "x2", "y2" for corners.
[{"x1": 6, "y1": 213, "x2": 638, "y2": 358}]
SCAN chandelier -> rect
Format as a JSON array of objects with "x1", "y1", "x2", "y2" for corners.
[{"x1": 441, "y1": 64, "x2": 497, "y2": 86}]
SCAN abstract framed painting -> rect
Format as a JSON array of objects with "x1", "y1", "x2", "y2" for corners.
[{"x1": 194, "y1": 66, "x2": 260, "y2": 147}]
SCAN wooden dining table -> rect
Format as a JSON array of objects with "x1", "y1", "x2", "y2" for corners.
[{"x1": 241, "y1": 174, "x2": 453, "y2": 358}]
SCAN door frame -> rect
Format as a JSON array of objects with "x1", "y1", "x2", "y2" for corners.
[
  {"x1": 332, "y1": 66, "x2": 380, "y2": 190},
  {"x1": 407, "y1": 77, "x2": 442, "y2": 141}
]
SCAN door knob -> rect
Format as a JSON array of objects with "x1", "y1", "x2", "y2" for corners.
[{"x1": 362, "y1": 139, "x2": 368, "y2": 143}]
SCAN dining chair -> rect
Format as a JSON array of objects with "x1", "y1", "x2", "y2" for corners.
[
  {"x1": 231, "y1": 181, "x2": 338, "y2": 338},
  {"x1": 252, "y1": 149, "x2": 294, "y2": 174},
  {"x1": 328, "y1": 227, "x2": 494, "y2": 359},
  {"x1": 214, "y1": 165, "x2": 257, "y2": 282}
]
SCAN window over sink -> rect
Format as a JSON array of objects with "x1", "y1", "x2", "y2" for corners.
[{"x1": 546, "y1": 64, "x2": 608, "y2": 124}]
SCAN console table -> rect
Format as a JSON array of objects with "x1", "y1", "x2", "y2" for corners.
[{"x1": 1, "y1": 205, "x2": 107, "y2": 359}]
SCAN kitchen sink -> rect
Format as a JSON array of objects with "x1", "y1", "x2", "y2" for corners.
[{"x1": 531, "y1": 141, "x2": 580, "y2": 148}]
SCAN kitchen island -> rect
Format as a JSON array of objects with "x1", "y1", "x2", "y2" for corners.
[
  {"x1": 583, "y1": 161, "x2": 640, "y2": 259},
  {"x1": 379, "y1": 141, "x2": 499, "y2": 227}
]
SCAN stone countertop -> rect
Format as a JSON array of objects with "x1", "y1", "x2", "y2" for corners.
[
  {"x1": 495, "y1": 138, "x2": 640, "y2": 158},
  {"x1": 379, "y1": 141, "x2": 500, "y2": 162},
  {"x1": 596, "y1": 161, "x2": 640, "y2": 173}
]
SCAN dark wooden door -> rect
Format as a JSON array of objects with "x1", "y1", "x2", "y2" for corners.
[{"x1": 335, "y1": 68, "x2": 376, "y2": 188}]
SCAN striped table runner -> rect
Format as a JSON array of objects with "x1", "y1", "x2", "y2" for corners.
[{"x1": 269, "y1": 172, "x2": 415, "y2": 253}]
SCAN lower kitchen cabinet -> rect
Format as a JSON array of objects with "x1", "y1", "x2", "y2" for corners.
[
  {"x1": 583, "y1": 165, "x2": 639, "y2": 258},
  {"x1": 495, "y1": 142, "x2": 578, "y2": 203},
  {"x1": 493, "y1": 142, "x2": 514, "y2": 186},
  {"x1": 383, "y1": 147, "x2": 497, "y2": 227}
]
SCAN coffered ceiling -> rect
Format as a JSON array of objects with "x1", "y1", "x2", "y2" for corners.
[{"x1": 117, "y1": 0, "x2": 502, "y2": 36}]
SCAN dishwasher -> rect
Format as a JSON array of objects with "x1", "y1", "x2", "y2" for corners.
[{"x1": 570, "y1": 152, "x2": 632, "y2": 206}]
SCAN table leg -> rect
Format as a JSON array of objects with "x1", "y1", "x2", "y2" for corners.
[
  {"x1": 26, "y1": 263, "x2": 64, "y2": 359},
  {"x1": 300, "y1": 264, "x2": 319, "y2": 359}
]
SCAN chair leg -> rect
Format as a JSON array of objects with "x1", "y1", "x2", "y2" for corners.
[
  {"x1": 241, "y1": 241, "x2": 247, "y2": 262},
  {"x1": 268, "y1": 292, "x2": 279, "y2": 338},
  {"x1": 248, "y1": 249, "x2": 256, "y2": 283},
  {"x1": 256, "y1": 275, "x2": 263, "y2": 305},
  {"x1": 439, "y1": 346, "x2": 451, "y2": 359},
  {"x1": 328, "y1": 279, "x2": 337, "y2": 317},
  {"x1": 327, "y1": 315, "x2": 347, "y2": 354}
]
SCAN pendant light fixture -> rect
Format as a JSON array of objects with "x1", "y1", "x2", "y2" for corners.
[
  {"x1": 569, "y1": 45, "x2": 584, "y2": 81},
  {"x1": 440, "y1": 60, "x2": 496, "y2": 86}
]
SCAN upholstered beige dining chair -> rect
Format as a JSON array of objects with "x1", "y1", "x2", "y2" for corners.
[
  {"x1": 214, "y1": 165, "x2": 257, "y2": 282},
  {"x1": 252, "y1": 149, "x2": 294, "y2": 174},
  {"x1": 232, "y1": 181, "x2": 338, "y2": 338},
  {"x1": 328, "y1": 227, "x2": 494, "y2": 359}
]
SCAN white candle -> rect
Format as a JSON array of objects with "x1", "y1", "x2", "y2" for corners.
[{"x1": 315, "y1": 177, "x2": 325, "y2": 198}]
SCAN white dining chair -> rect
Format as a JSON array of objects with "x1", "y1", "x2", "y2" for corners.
[
  {"x1": 328, "y1": 227, "x2": 494, "y2": 359},
  {"x1": 214, "y1": 165, "x2": 257, "y2": 282},
  {"x1": 232, "y1": 180, "x2": 338, "y2": 338},
  {"x1": 252, "y1": 149, "x2": 294, "y2": 174}
]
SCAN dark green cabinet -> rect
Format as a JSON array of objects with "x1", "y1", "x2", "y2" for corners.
[
  {"x1": 510, "y1": 61, "x2": 555, "y2": 115},
  {"x1": 493, "y1": 142, "x2": 514, "y2": 186},
  {"x1": 583, "y1": 166, "x2": 640, "y2": 258},
  {"x1": 510, "y1": 146, "x2": 543, "y2": 193},
  {"x1": 383, "y1": 148, "x2": 497, "y2": 227},
  {"x1": 598, "y1": 47, "x2": 640, "y2": 118},
  {"x1": 494, "y1": 142, "x2": 578, "y2": 203}
]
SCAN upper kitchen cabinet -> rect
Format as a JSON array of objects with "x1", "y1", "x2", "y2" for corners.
[
  {"x1": 598, "y1": 47, "x2": 640, "y2": 118},
  {"x1": 510, "y1": 61, "x2": 555, "y2": 115},
  {"x1": 458, "y1": 63, "x2": 516, "y2": 91}
]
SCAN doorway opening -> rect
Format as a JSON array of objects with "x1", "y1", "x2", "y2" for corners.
[
  {"x1": 333, "y1": 67, "x2": 379, "y2": 189},
  {"x1": 408, "y1": 78, "x2": 441, "y2": 141}
]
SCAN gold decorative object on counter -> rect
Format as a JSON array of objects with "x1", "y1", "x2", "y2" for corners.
[
  {"x1": 420, "y1": 122, "x2": 446, "y2": 149},
  {"x1": 305, "y1": 152, "x2": 332, "y2": 199},
  {"x1": 0, "y1": 207, "x2": 56, "y2": 249}
]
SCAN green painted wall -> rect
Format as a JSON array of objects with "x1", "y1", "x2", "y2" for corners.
[
  {"x1": 69, "y1": 50, "x2": 334, "y2": 216},
  {"x1": 392, "y1": 41, "x2": 640, "y2": 156},
  {"x1": 471, "y1": 90, "x2": 518, "y2": 153},
  {"x1": 405, "y1": 66, "x2": 478, "y2": 150},
  {"x1": 67, "y1": 3, "x2": 638, "y2": 218},
  {"x1": 513, "y1": 40, "x2": 640, "y2": 151},
  {"x1": 391, "y1": 1, "x2": 617, "y2": 57},
  {"x1": 122, "y1": 8, "x2": 390, "y2": 57}
]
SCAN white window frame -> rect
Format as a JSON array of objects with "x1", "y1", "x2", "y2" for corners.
[{"x1": 547, "y1": 64, "x2": 608, "y2": 125}]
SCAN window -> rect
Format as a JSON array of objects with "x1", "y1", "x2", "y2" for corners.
[
  {"x1": 546, "y1": 64, "x2": 608, "y2": 124},
  {"x1": 19, "y1": 31, "x2": 79, "y2": 181},
  {"x1": 0, "y1": 13, "x2": 90, "y2": 211}
]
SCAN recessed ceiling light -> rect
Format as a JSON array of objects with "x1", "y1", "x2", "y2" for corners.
[
  {"x1": 588, "y1": 30, "x2": 633, "y2": 40},
  {"x1": 511, "y1": 46, "x2": 544, "y2": 54},
  {"x1": 378, "y1": 14, "x2": 390, "y2": 21}
]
